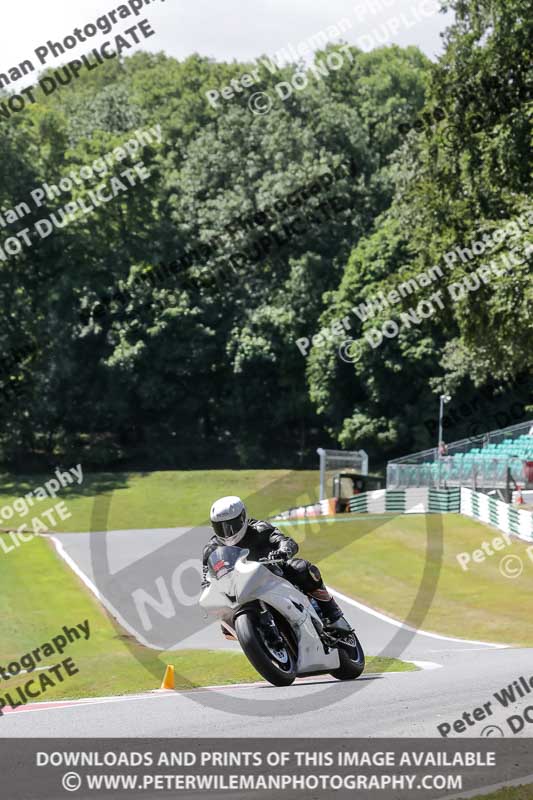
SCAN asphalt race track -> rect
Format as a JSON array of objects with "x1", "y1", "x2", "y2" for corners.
[{"x1": 3, "y1": 527, "x2": 532, "y2": 738}]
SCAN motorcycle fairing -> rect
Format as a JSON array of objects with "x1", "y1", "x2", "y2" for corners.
[{"x1": 200, "y1": 551, "x2": 340, "y2": 673}]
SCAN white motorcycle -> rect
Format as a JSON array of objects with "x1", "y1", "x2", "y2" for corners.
[{"x1": 200, "y1": 545, "x2": 365, "y2": 686}]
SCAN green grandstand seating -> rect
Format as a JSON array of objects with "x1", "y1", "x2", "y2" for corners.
[{"x1": 414, "y1": 434, "x2": 533, "y2": 486}]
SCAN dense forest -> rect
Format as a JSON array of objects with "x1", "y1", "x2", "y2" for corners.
[{"x1": 0, "y1": 0, "x2": 531, "y2": 470}]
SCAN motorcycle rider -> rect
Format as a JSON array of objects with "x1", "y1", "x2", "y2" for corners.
[{"x1": 202, "y1": 495, "x2": 348, "y2": 631}]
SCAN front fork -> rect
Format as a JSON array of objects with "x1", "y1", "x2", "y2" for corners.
[{"x1": 258, "y1": 601, "x2": 285, "y2": 647}]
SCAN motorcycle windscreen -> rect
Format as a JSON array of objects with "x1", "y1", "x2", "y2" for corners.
[{"x1": 207, "y1": 546, "x2": 248, "y2": 580}]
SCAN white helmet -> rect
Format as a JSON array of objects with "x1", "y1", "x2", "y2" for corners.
[{"x1": 210, "y1": 496, "x2": 248, "y2": 545}]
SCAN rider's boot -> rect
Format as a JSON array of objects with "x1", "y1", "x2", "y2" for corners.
[{"x1": 310, "y1": 589, "x2": 349, "y2": 631}]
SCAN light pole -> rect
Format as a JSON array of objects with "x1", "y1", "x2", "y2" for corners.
[{"x1": 437, "y1": 394, "x2": 451, "y2": 487}]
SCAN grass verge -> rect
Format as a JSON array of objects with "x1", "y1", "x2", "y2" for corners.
[
  {"x1": 0, "y1": 469, "x2": 318, "y2": 533},
  {"x1": 470, "y1": 786, "x2": 533, "y2": 800},
  {"x1": 0, "y1": 536, "x2": 412, "y2": 707},
  {"x1": 277, "y1": 514, "x2": 533, "y2": 646}
]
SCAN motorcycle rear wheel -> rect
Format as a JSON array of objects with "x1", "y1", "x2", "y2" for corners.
[
  {"x1": 330, "y1": 631, "x2": 365, "y2": 680},
  {"x1": 235, "y1": 610, "x2": 297, "y2": 686}
]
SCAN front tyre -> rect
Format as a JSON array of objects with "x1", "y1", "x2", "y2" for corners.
[
  {"x1": 235, "y1": 610, "x2": 297, "y2": 687},
  {"x1": 330, "y1": 631, "x2": 365, "y2": 680}
]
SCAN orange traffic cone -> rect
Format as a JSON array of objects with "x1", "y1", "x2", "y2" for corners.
[
  {"x1": 160, "y1": 665, "x2": 175, "y2": 690},
  {"x1": 517, "y1": 487, "x2": 524, "y2": 505}
]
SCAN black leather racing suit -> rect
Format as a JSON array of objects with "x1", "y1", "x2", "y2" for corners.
[{"x1": 202, "y1": 518, "x2": 342, "y2": 620}]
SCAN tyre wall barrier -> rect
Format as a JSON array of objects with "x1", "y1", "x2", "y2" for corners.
[
  {"x1": 348, "y1": 487, "x2": 460, "y2": 514},
  {"x1": 460, "y1": 487, "x2": 533, "y2": 542},
  {"x1": 348, "y1": 486, "x2": 533, "y2": 542}
]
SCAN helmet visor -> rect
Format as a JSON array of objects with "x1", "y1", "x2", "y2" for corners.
[{"x1": 212, "y1": 509, "x2": 247, "y2": 543}]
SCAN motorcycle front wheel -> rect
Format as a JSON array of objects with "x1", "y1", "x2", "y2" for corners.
[
  {"x1": 330, "y1": 631, "x2": 365, "y2": 680},
  {"x1": 235, "y1": 610, "x2": 297, "y2": 686}
]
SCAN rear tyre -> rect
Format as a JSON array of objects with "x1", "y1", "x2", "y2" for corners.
[
  {"x1": 235, "y1": 610, "x2": 297, "y2": 687},
  {"x1": 330, "y1": 631, "x2": 365, "y2": 680}
]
